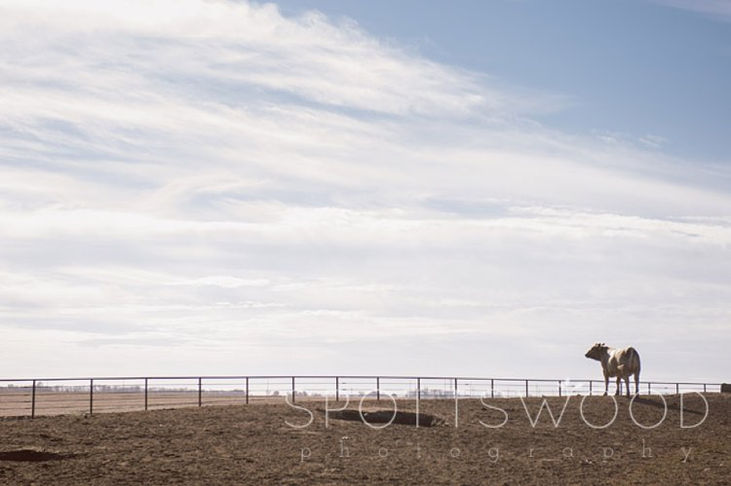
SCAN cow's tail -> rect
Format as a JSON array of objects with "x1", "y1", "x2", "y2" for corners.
[{"x1": 627, "y1": 347, "x2": 640, "y2": 373}]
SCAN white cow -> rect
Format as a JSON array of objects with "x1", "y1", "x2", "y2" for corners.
[{"x1": 585, "y1": 343, "x2": 641, "y2": 397}]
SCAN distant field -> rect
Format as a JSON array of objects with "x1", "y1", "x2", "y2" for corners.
[
  {"x1": 0, "y1": 394, "x2": 727, "y2": 485},
  {"x1": 0, "y1": 391, "x2": 244, "y2": 416}
]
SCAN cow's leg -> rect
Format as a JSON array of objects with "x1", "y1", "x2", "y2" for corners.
[
  {"x1": 634, "y1": 372, "x2": 640, "y2": 396},
  {"x1": 615, "y1": 377, "x2": 621, "y2": 396},
  {"x1": 625, "y1": 376, "x2": 630, "y2": 397},
  {"x1": 603, "y1": 374, "x2": 609, "y2": 396}
]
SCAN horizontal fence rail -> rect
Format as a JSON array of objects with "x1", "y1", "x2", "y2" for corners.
[{"x1": 0, "y1": 375, "x2": 723, "y2": 418}]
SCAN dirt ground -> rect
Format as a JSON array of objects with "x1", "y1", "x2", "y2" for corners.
[{"x1": 0, "y1": 393, "x2": 727, "y2": 485}]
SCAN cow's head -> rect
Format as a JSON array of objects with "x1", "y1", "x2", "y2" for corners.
[{"x1": 585, "y1": 342, "x2": 607, "y2": 361}]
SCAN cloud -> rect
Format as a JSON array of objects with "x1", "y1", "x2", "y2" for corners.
[
  {"x1": 0, "y1": 0, "x2": 729, "y2": 380},
  {"x1": 651, "y1": 0, "x2": 731, "y2": 21},
  {"x1": 172, "y1": 276, "x2": 271, "y2": 288},
  {"x1": 638, "y1": 134, "x2": 668, "y2": 149},
  {"x1": 0, "y1": 0, "x2": 519, "y2": 121}
]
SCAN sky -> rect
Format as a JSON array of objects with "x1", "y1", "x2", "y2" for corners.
[{"x1": 0, "y1": 0, "x2": 729, "y2": 382}]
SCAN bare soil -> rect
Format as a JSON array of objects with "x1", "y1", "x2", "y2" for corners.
[{"x1": 0, "y1": 394, "x2": 727, "y2": 485}]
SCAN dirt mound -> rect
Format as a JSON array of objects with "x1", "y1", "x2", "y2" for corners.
[
  {"x1": 321, "y1": 408, "x2": 444, "y2": 426},
  {"x1": 0, "y1": 449, "x2": 70, "y2": 462}
]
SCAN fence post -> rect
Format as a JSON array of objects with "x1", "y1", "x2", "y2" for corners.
[
  {"x1": 335, "y1": 377, "x2": 339, "y2": 402},
  {"x1": 89, "y1": 379, "x2": 94, "y2": 415},
  {"x1": 376, "y1": 377, "x2": 380, "y2": 401},
  {"x1": 703, "y1": 383, "x2": 706, "y2": 393},
  {"x1": 198, "y1": 378, "x2": 202, "y2": 407},
  {"x1": 558, "y1": 380, "x2": 562, "y2": 397},
  {"x1": 144, "y1": 378, "x2": 148, "y2": 411},
  {"x1": 525, "y1": 379, "x2": 529, "y2": 398},
  {"x1": 648, "y1": 382, "x2": 651, "y2": 394},
  {"x1": 589, "y1": 380, "x2": 592, "y2": 396},
  {"x1": 417, "y1": 377, "x2": 421, "y2": 401},
  {"x1": 454, "y1": 378, "x2": 458, "y2": 397},
  {"x1": 31, "y1": 380, "x2": 36, "y2": 419},
  {"x1": 291, "y1": 377, "x2": 296, "y2": 403},
  {"x1": 676, "y1": 383, "x2": 679, "y2": 395},
  {"x1": 245, "y1": 377, "x2": 249, "y2": 404},
  {"x1": 491, "y1": 379, "x2": 494, "y2": 399}
]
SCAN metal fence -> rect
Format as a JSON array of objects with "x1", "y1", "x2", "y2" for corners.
[{"x1": 0, "y1": 375, "x2": 723, "y2": 418}]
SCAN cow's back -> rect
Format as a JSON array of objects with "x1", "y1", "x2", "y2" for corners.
[{"x1": 611, "y1": 346, "x2": 640, "y2": 376}]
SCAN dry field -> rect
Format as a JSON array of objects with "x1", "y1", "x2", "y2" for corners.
[
  {"x1": 0, "y1": 391, "x2": 259, "y2": 417},
  {"x1": 0, "y1": 393, "x2": 727, "y2": 485}
]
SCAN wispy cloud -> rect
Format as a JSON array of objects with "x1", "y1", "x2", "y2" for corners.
[
  {"x1": 651, "y1": 0, "x2": 731, "y2": 21},
  {"x1": 0, "y1": 0, "x2": 729, "y2": 380}
]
